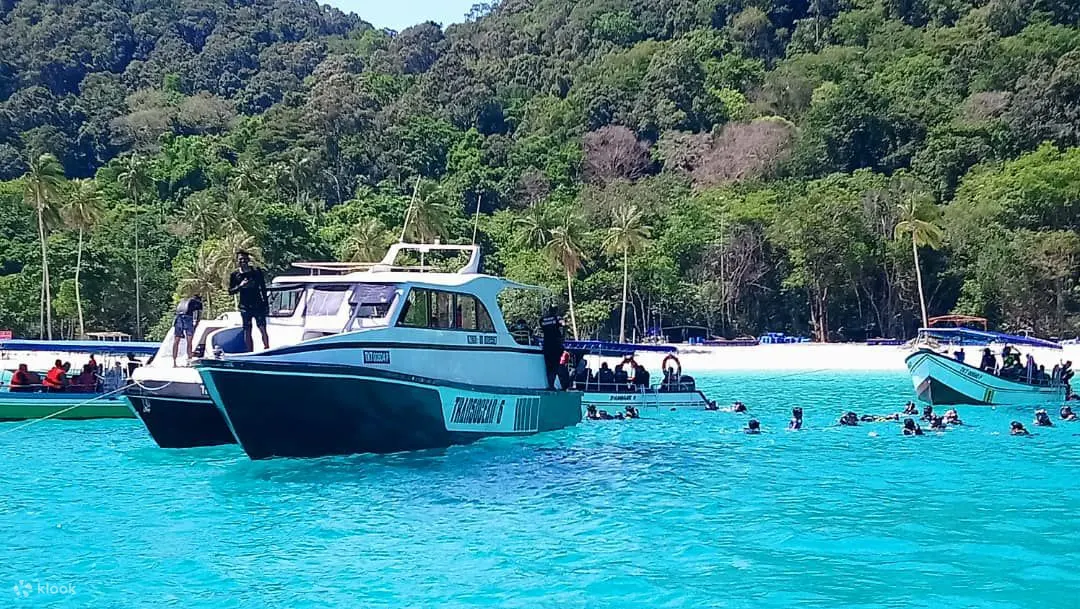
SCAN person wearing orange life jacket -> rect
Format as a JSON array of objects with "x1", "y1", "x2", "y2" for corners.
[
  {"x1": 42, "y1": 359, "x2": 68, "y2": 392},
  {"x1": 9, "y1": 363, "x2": 35, "y2": 392}
]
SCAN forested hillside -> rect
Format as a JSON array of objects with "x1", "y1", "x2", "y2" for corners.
[{"x1": 1, "y1": 0, "x2": 1078, "y2": 341}]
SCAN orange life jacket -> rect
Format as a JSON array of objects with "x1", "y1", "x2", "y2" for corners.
[
  {"x1": 10, "y1": 370, "x2": 32, "y2": 387},
  {"x1": 43, "y1": 367, "x2": 66, "y2": 389}
]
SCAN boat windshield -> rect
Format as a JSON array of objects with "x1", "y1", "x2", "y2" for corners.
[
  {"x1": 268, "y1": 285, "x2": 304, "y2": 318},
  {"x1": 347, "y1": 283, "x2": 399, "y2": 329}
]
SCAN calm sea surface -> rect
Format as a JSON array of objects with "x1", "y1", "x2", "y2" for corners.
[{"x1": 2, "y1": 371, "x2": 1078, "y2": 608}]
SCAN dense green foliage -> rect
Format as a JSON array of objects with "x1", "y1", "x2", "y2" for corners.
[{"x1": 1, "y1": 0, "x2": 1079, "y2": 341}]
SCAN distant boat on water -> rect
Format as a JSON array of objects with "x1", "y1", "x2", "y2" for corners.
[{"x1": 905, "y1": 324, "x2": 1068, "y2": 406}]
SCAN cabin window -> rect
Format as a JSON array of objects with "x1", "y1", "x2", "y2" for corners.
[
  {"x1": 305, "y1": 285, "x2": 349, "y2": 317},
  {"x1": 396, "y1": 288, "x2": 495, "y2": 332},
  {"x1": 350, "y1": 283, "x2": 397, "y2": 321},
  {"x1": 268, "y1": 286, "x2": 303, "y2": 318}
]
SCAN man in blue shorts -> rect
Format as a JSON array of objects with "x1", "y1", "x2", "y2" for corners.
[
  {"x1": 228, "y1": 250, "x2": 270, "y2": 352},
  {"x1": 172, "y1": 294, "x2": 203, "y2": 366}
]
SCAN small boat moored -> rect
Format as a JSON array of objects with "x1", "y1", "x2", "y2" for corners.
[
  {"x1": 0, "y1": 339, "x2": 158, "y2": 421},
  {"x1": 905, "y1": 327, "x2": 1068, "y2": 406},
  {"x1": 565, "y1": 341, "x2": 713, "y2": 414},
  {"x1": 196, "y1": 243, "x2": 583, "y2": 460}
]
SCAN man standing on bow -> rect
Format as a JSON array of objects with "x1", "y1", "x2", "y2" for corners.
[
  {"x1": 228, "y1": 250, "x2": 270, "y2": 352},
  {"x1": 540, "y1": 305, "x2": 569, "y2": 391},
  {"x1": 172, "y1": 293, "x2": 203, "y2": 366}
]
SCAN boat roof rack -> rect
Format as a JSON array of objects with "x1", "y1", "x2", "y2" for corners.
[
  {"x1": 928, "y1": 315, "x2": 988, "y2": 330},
  {"x1": 289, "y1": 243, "x2": 481, "y2": 277}
]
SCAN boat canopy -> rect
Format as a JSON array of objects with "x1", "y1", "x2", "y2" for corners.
[
  {"x1": 564, "y1": 340, "x2": 677, "y2": 357},
  {"x1": 917, "y1": 328, "x2": 1061, "y2": 350},
  {"x1": 0, "y1": 339, "x2": 160, "y2": 356}
]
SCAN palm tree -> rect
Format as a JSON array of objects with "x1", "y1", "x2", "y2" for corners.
[
  {"x1": 229, "y1": 160, "x2": 268, "y2": 195},
  {"x1": 180, "y1": 189, "x2": 222, "y2": 242},
  {"x1": 178, "y1": 244, "x2": 224, "y2": 314},
  {"x1": 546, "y1": 212, "x2": 587, "y2": 340},
  {"x1": 895, "y1": 194, "x2": 944, "y2": 328},
  {"x1": 402, "y1": 180, "x2": 450, "y2": 243},
  {"x1": 62, "y1": 179, "x2": 105, "y2": 338},
  {"x1": 117, "y1": 154, "x2": 152, "y2": 339},
  {"x1": 603, "y1": 205, "x2": 651, "y2": 342},
  {"x1": 209, "y1": 232, "x2": 263, "y2": 284},
  {"x1": 24, "y1": 153, "x2": 65, "y2": 339},
  {"x1": 342, "y1": 218, "x2": 390, "y2": 262},
  {"x1": 515, "y1": 203, "x2": 552, "y2": 250}
]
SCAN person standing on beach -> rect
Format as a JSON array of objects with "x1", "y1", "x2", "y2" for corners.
[
  {"x1": 172, "y1": 294, "x2": 203, "y2": 366},
  {"x1": 228, "y1": 250, "x2": 270, "y2": 352}
]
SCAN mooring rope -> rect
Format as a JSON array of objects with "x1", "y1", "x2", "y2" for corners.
[{"x1": 0, "y1": 384, "x2": 132, "y2": 436}]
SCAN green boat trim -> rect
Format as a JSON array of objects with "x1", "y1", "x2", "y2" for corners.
[{"x1": 0, "y1": 394, "x2": 134, "y2": 421}]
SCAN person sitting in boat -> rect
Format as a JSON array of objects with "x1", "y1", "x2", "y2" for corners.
[
  {"x1": 510, "y1": 318, "x2": 533, "y2": 345},
  {"x1": 745, "y1": 419, "x2": 761, "y2": 434},
  {"x1": 572, "y1": 357, "x2": 590, "y2": 390},
  {"x1": 624, "y1": 405, "x2": 640, "y2": 419},
  {"x1": 1002, "y1": 345, "x2": 1019, "y2": 367},
  {"x1": 902, "y1": 418, "x2": 924, "y2": 436},
  {"x1": 902, "y1": 401, "x2": 918, "y2": 415},
  {"x1": 8, "y1": 363, "x2": 36, "y2": 393},
  {"x1": 632, "y1": 364, "x2": 650, "y2": 391},
  {"x1": 596, "y1": 363, "x2": 614, "y2": 392},
  {"x1": 920, "y1": 405, "x2": 934, "y2": 422},
  {"x1": 731, "y1": 401, "x2": 747, "y2": 413},
  {"x1": 979, "y1": 348, "x2": 997, "y2": 373},
  {"x1": 1010, "y1": 421, "x2": 1031, "y2": 436},
  {"x1": 612, "y1": 364, "x2": 629, "y2": 392},
  {"x1": 954, "y1": 348, "x2": 965, "y2": 363},
  {"x1": 69, "y1": 364, "x2": 99, "y2": 393},
  {"x1": 929, "y1": 415, "x2": 947, "y2": 431},
  {"x1": 788, "y1": 407, "x2": 803, "y2": 430},
  {"x1": 943, "y1": 409, "x2": 963, "y2": 425},
  {"x1": 42, "y1": 359, "x2": 68, "y2": 393},
  {"x1": 838, "y1": 411, "x2": 859, "y2": 426},
  {"x1": 1033, "y1": 409, "x2": 1054, "y2": 427},
  {"x1": 103, "y1": 361, "x2": 126, "y2": 392}
]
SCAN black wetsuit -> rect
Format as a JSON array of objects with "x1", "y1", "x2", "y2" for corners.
[
  {"x1": 228, "y1": 267, "x2": 269, "y2": 328},
  {"x1": 540, "y1": 313, "x2": 567, "y2": 390}
]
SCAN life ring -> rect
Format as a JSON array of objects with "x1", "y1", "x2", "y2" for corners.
[{"x1": 661, "y1": 354, "x2": 682, "y2": 380}]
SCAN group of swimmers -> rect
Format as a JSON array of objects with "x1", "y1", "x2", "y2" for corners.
[
  {"x1": 585, "y1": 404, "x2": 640, "y2": 420},
  {"x1": 700, "y1": 400, "x2": 1079, "y2": 436}
]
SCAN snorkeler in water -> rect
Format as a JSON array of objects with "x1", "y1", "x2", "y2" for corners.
[
  {"x1": 731, "y1": 401, "x2": 747, "y2": 413},
  {"x1": 929, "y1": 415, "x2": 947, "y2": 431},
  {"x1": 1060, "y1": 405, "x2": 1078, "y2": 421},
  {"x1": 704, "y1": 400, "x2": 719, "y2": 411},
  {"x1": 1033, "y1": 409, "x2": 1053, "y2": 427},
  {"x1": 943, "y1": 409, "x2": 963, "y2": 425},
  {"x1": 586, "y1": 404, "x2": 601, "y2": 420},
  {"x1": 902, "y1": 418, "x2": 924, "y2": 436},
  {"x1": 920, "y1": 405, "x2": 934, "y2": 422},
  {"x1": 624, "y1": 405, "x2": 640, "y2": 419},
  {"x1": 838, "y1": 411, "x2": 859, "y2": 426},
  {"x1": 745, "y1": 419, "x2": 761, "y2": 434},
  {"x1": 789, "y1": 407, "x2": 803, "y2": 430},
  {"x1": 860, "y1": 413, "x2": 900, "y2": 423},
  {"x1": 903, "y1": 401, "x2": 918, "y2": 415},
  {"x1": 1010, "y1": 421, "x2": 1030, "y2": 436}
]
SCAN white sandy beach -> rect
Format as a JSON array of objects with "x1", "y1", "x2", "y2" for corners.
[{"x1": 634, "y1": 343, "x2": 1080, "y2": 374}]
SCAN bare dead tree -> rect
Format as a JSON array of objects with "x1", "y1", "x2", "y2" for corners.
[
  {"x1": 692, "y1": 118, "x2": 796, "y2": 188},
  {"x1": 582, "y1": 125, "x2": 651, "y2": 184}
]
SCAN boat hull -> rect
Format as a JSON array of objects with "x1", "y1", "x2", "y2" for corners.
[
  {"x1": 127, "y1": 380, "x2": 236, "y2": 449},
  {"x1": 197, "y1": 359, "x2": 582, "y2": 460},
  {"x1": 0, "y1": 393, "x2": 133, "y2": 421},
  {"x1": 905, "y1": 349, "x2": 1066, "y2": 406},
  {"x1": 581, "y1": 390, "x2": 710, "y2": 411}
]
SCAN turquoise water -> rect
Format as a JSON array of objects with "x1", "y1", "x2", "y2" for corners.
[{"x1": 2, "y1": 371, "x2": 1079, "y2": 608}]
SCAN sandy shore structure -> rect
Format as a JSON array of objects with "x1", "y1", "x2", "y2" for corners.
[{"x1": 631, "y1": 343, "x2": 1080, "y2": 374}]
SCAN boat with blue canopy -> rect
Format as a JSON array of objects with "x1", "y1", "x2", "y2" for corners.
[
  {"x1": 0, "y1": 339, "x2": 159, "y2": 420},
  {"x1": 564, "y1": 340, "x2": 714, "y2": 414},
  {"x1": 905, "y1": 325, "x2": 1068, "y2": 406}
]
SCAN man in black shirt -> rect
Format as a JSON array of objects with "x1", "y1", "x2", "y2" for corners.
[
  {"x1": 228, "y1": 250, "x2": 270, "y2": 352},
  {"x1": 540, "y1": 305, "x2": 569, "y2": 390},
  {"x1": 172, "y1": 294, "x2": 203, "y2": 366}
]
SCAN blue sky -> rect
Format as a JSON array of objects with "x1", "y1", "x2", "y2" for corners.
[{"x1": 324, "y1": 0, "x2": 481, "y2": 31}]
